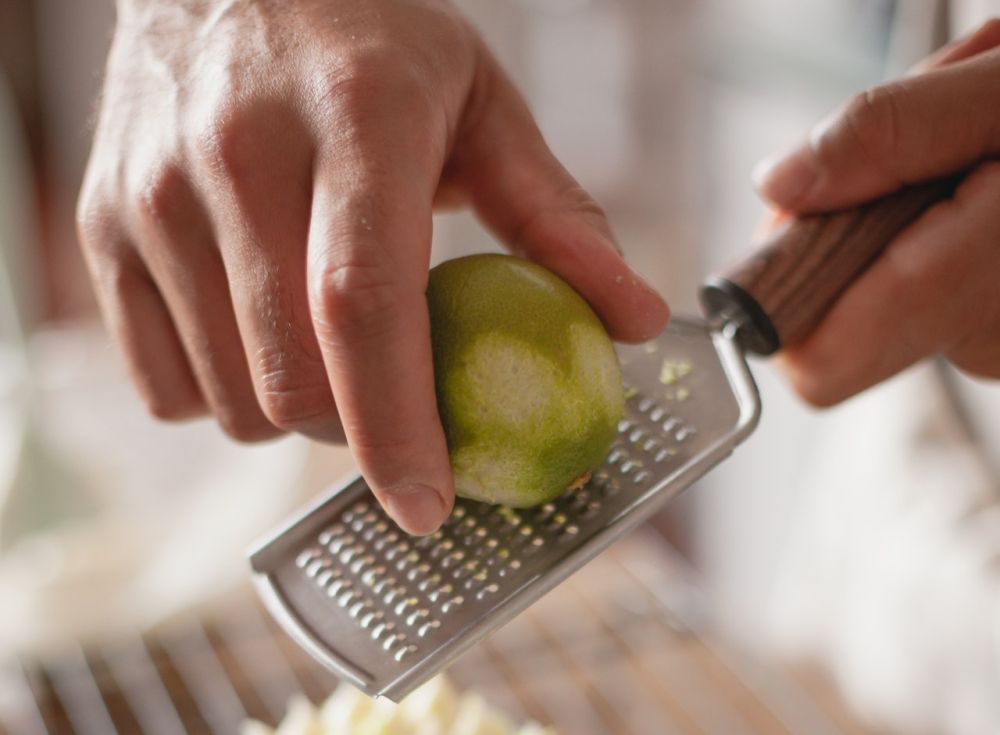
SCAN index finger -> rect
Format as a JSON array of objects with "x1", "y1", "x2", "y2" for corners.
[
  {"x1": 307, "y1": 123, "x2": 452, "y2": 536},
  {"x1": 754, "y1": 40, "x2": 1000, "y2": 212}
]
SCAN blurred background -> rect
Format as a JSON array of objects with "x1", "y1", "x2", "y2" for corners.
[{"x1": 1, "y1": 0, "x2": 998, "y2": 733}]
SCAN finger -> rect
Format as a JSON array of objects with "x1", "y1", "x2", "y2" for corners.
[
  {"x1": 752, "y1": 45, "x2": 1000, "y2": 212},
  {"x1": 130, "y1": 163, "x2": 282, "y2": 442},
  {"x1": 308, "y1": 96, "x2": 452, "y2": 536},
  {"x1": 76, "y1": 222, "x2": 205, "y2": 419},
  {"x1": 446, "y1": 53, "x2": 669, "y2": 343},
  {"x1": 907, "y1": 18, "x2": 1000, "y2": 75},
  {"x1": 195, "y1": 113, "x2": 345, "y2": 442},
  {"x1": 776, "y1": 161, "x2": 1000, "y2": 407}
]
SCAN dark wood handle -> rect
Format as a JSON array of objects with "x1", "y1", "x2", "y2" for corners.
[{"x1": 700, "y1": 177, "x2": 959, "y2": 355}]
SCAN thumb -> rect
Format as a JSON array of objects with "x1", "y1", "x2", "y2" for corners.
[
  {"x1": 752, "y1": 43, "x2": 1000, "y2": 213},
  {"x1": 449, "y1": 52, "x2": 669, "y2": 343}
]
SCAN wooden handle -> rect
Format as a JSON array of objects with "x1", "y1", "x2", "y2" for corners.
[{"x1": 700, "y1": 177, "x2": 959, "y2": 355}]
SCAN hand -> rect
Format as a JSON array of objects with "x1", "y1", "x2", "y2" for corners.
[
  {"x1": 77, "y1": 0, "x2": 669, "y2": 534},
  {"x1": 752, "y1": 19, "x2": 1000, "y2": 407}
]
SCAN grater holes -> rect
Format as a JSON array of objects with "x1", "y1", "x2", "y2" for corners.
[
  {"x1": 383, "y1": 631, "x2": 407, "y2": 650},
  {"x1": 329, "y1": 533, "x2": 357, "y2": 555},
  {"x1": 392, "y1": 550, "x2": 420, "y2": 573},
  {"x1": 499, "y1": 558, "x2": 522, "y2": 577},
  {"x1": 404, "y1": 608, "x2": 430, "y2": 626},
  {"x1": 542, "y1": 512, "x2": 569, "y2": 534},
  {"x1": 359, "y1": 610, "x2": 383, "y2": 628},
  {"x1": 303, "y1": 557, "x2": 332, "y2": 578},
  {"x1": 382, "y1": 585, "x2": 408, "y2": 606},
  {"x1": 370, "y1": 621, "x2": 396, "y2": 641},
  {"x1": 560, "y1": 524, "x2": 580, "y2": 540},
  {"x1": 348, "y1": 600, "x2": 368, "y2": 619},
  {"x1": 413, "y1": 531, "x2": 443, "y2": 550},
  {"x1": 338, "y1": 546, "x2": 359, "y2": 565},
  {"x1": 441, "y1": 595, "x2": 465, "y2": 613},
  {"x1": 326, "y1": 577, "x2": 350, "y2": 597},
  {"x1": 349, "y1": 553, "x2": 375, "y2": 575},
  {"x1": 428, "y1": 583, "x2": 453, "y2": 604},
  {"x1": 532, "y1": 502, "x2": 558, "y2": 523},
  {"x1": 394, "y1": 644, "x2": 418, "y2": 662},
  {"x1": 393, "y1": 597, "x2": 418, "y2": 616},
  {"x1": 675, "y1": 426, "x2": 697, "y2": 442},
  {"x1": 417, "y1": 573, "x2": 442, "y2": 593},
  {"x1": 440, "y1": 549, "x2": 465, "y2": 569},
  {"x1": 654, "y1": 447, "x2": 676, "y2": 463},
  {"x1": 476, "y1": 583, "x2": 500, "y2": 600},
  {"x1": 295, "y1": 547, "x2": 322, "y2": 569},
  {"x1": 634, "y1": 470, "x2": 652, "y2": 484},
  {"x1": 463, "y1": 570, "x2": 489, "y2": 590},
  {"x1": 383, "y1": 539, "x2": 411, "y2": 562},
  {"x1": 337, "y1": 588, "x2": 357, "y2": 607},
  {"x1": 662, "y1": 416, "x2": 681, "y2": 432},
  {"x1": 361, "y1": 565, "x2": 387, "y2": 587},
  {"x1": 315, "y1": 568, "x2": 341, "y2": 588},
  {"x1": 637, "y1": 397, "x2": 653, "y2": 413},
  {"x1": 372, "y1": 575, "x2": 396, "y2": 595},
  {"x1": 405, "y1": 562, "x2": 432, "y2": 583},
  {"x1": 417, "y1": 620, "x2": 442, "y2": 637},
  {"x1": 498, "y1": 508, "x2": 522, "y2": 528},
  {"x1": 618, "y1": 419, "x2": 634, "y2": 434}
]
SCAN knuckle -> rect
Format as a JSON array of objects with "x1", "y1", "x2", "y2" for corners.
[
  {"x1": 96, "y1": 255, "x2": 145, "y2": 306},
  {"x1": 310, "y1": 261, "x2": 402, "y2": 343},
  {"x1": 256, "y1": 356, "x2": 337, "y2": 429},
  {"x1": 260, "y1": 387, "x2": 335, "y2": 430},
  {"x1": 317, "y1": 52, "x2": 434, "y2": 129},
  {"x1": 839, "y1": 84, "x2": 906, "y2": 173},
  {"x1": 76, "y1": 192, "x2": 117, "y2": 252},
  {"x1": 561, "y1": 184, "x2": 607, "y2": 220},
  {"x1": 216, "y1": 408, "x2": 281, "y2": 443},
  {"x1": 134, "y1": 161, "x2": 188, "y2": 227},
  {"x1": 143, "y1": 392, "x2": 199, "y2": 422},
  {"x1": 194, "y1": 111, "x2": 260, "y2": 179},
  {"x1": 976, "y1": 17, "x2": 1000, "y2": 40}
]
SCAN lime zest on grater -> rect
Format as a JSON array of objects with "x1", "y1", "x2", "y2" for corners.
[{"x1": 249, "y1": 315, "x2": 760, "y2": 702}]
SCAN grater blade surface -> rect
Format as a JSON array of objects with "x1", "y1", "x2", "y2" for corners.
[{"x1": 248, "y1": 315, "x2": 759, "y2": 701}]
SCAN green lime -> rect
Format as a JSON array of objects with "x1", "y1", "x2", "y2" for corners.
[{"x1": 427, "y1": 254, "x2": 623, "y2": 507}]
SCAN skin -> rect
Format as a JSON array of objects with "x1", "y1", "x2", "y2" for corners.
[
  {"x1": 753, "y1": 19, "x2": 1000, "y2": 407},
  {"x1": 77, "y1": 0, "x2": 670, "y2": 536}
]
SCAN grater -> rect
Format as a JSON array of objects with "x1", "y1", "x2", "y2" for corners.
[{"x1": 249, "y1": 178, "x2": 956, "y2": 702}]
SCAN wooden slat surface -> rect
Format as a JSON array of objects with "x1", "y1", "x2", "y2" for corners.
[{"x1": 0, "y1": 533, "x2": 881, "y2": 735}]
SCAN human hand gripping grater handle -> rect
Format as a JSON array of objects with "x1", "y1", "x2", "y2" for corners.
[
  {"x1": 700, "y1": 176, "x2": 959, "y2": 355},
  {"x1": 249, "y1": 178, "x2": 953, "y2": 702}
]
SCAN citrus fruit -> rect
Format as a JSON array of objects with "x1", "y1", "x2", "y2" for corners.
[{"x1": 426, "y1": 253, "x2": 623, "y2": 507}]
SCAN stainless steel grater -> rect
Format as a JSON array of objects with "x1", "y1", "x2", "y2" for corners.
[
  {"x1": 250, "y1": 178, "x2": 955, "y2": 702},
  {"x1": 249, "y1": 315, "x2": 760, "y2": 702}
]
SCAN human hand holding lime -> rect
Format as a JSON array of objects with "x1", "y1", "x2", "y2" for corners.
[{"x1": 79, "y1": 0, "x2": 669, "y2": 538}]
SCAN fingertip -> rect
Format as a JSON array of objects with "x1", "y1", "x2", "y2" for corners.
[
  {"x1": 380, "y1": 483, "x2": 452, "y2": 536},
  {"x1": 752, "y1": 145, "x2": 821, "y2": 210},
  {"x1": 604, "y1": 273, "x2": 670, "y2": 343},
  {"x1": 773, "y1": 350, "x2": 843, "y2": 409}
]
